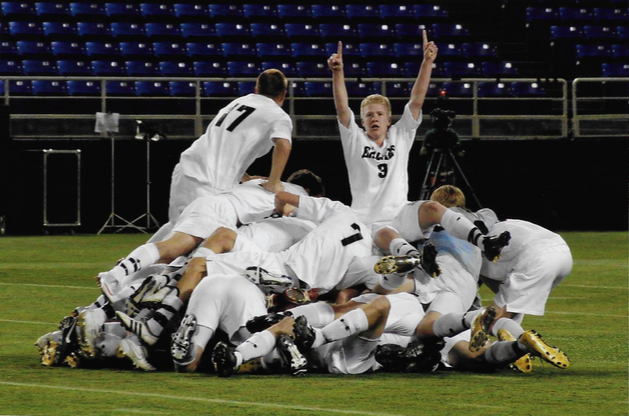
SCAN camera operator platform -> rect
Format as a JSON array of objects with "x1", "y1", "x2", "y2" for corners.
[{"x1": 419, "y1": 107, "x2": 482, "y2": 207}]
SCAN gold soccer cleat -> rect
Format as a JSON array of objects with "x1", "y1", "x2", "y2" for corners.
[
  {"x1": 519, "y1": 330, "x2": 570, "y2": 369},
  {"x1": 497, "y1": 329, "x2": 532, "y2": 373}
]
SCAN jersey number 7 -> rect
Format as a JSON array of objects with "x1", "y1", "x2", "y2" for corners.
[{"x1": 215, "y1": 104, "x2": 256, "y2": 132}]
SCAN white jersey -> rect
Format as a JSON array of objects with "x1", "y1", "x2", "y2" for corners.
[
  {"x1": 339, "y1": 104, "x2": 422, "y2": 224},
  {"x1": 178, "y1": 93, "x2": 293, "y2": 189},
  {"x1": 235, "y1": 217, "x2": 316, "y2": 253}
]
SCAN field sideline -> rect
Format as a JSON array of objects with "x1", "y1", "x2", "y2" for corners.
[{"x1": 0, "y1": 231, "x2": 627, "y2": 415}]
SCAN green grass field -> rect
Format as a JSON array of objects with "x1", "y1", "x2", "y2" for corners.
[{"x1": 0, "y1": 231, "x2": 627, "y2": 415}]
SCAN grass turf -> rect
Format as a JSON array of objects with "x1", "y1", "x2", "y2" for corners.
[{"x1": 0, "y1": 231, "x2": 627, "y2": 415}]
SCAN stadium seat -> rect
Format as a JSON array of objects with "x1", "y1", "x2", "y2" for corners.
[
  {"x1": 303, "y1": 81, "x2": 332, "y2": 97},
  {"x1": 193, "y1": 61, "x2": 228, "y2": 77},
  {"x1": 85, "y1": 41, "x2": 120, "y2": 58},
  {"x1": 3, "y1": 79, "x2": 32, "y2": 94},
  {"x1": 145, "y1": 23, "x2": 181, "y2": 39},
  {"x1": 357, "y1": 24, "x2": 396, "y2": 40},
  {"x1": 169, "y1": 80, "x2": 197, "y2": 96},
  {"x1": 583, "y1": 25, "x2": 615, "y2": 41},
  {"x1": 594, "y1": 7, "x2": 628, "y2": 23},
  {"x1": 119, "y1": 41, "x2": 154, "y2": 58},
  {"x1": 105, "y1": 80, "x2": 136, "y2": 95},
  {"x1": 140, "y1": 3, "x2": 174, "y2": 19},
  {"x1": 379, "y1": 81, "x2": 409, "y2": 97},
  {"x1": 237, "y1": 81, "x2": 256, "y2": 95},
  {"x1": 222, "y1": 42, "x2": 257, "y2": 58},
  {"x1": 261, "y1": 61, "x2": 298, "y2": 77},
  {"x1": 443, "y1": 61, "x2": 481, "y2": 78},
  {"x1": 431, "y1": 23, "x2": 470, "y2": 41},
  {"x1": 525, "y1": 7, "x2": 559, "y2": 22},
  {"x1": 379, "y1": 5, "x2": 415, "y2": 21},
  {"x1": 135, "y1": 81, "x2": 170, "y2": 96},
  {"x1": 209, "y1": 4, "x2": 243, "y2": 19},
  {"x1": 510, "y1": 81, "x2": 546, "y2": 97},
  {"x1": 186, "y1": 42, "x2": 223, "y2": 59},
  {"x1": 67, "y1": 80, "x2": 101, "y2": 96},
  {"x1": 180, "y1": 23, "x2": 216, "y2": 40},
  {"x1": 227, "y1": 61, "x2": 261, "y2": 77},
  {"x1": 2, "y1": 2, "x2": 36, "y2": 17},
  {"x1": 243, "y1": 4, "x2": 277, "y2": 19},
  {"x1": 51, "y1": 41, "x2": 86, "y2": 58},
  {"x1": 319, "y1": 23, "x2": 358, "y2": 40},
  {"x1": 105, "y1": 3, "x2": 141, "y2": 19},
  {"x1": 616, "y1": 26, "x2": 627, "y2": 40},
  {"x1": 439, "y1": 43, "x2": 465, "y2": 60},
  {"x1": 125, "y1": 61, "x2": 160, "y2": 77},
  {"x1": 393, "y1": 42, "x2": 423, "y2": 59},
  {"x1": 413, "y1": 4, "x2": 449, "y2": 21},
  {"x1": 36, "y1": 2, "x2": 71, "y2": 17},
  {"x1": 477, "y1": 81, "x2": 511, "y2": 97},
  {"x1": 291, "y1": 42, "x2": 325, "y2": 59},
  {"x1": 311, "y1": 4, "x2": 346, "y2": 21},
  {"x1": 215, "y1": 23, "x2": 251, "y2": 39},
  {"x1": 325, "y1": 42, "x2": 361, "y2": 58},
  {"x1": 91, "y1": 59, "x2": 125, "y2": 75},
  {"x1": 601, "y1": 63, "x2": 629, "y2": 77},
  {"x1": 57, "y1": 59, "x2": 93, "y2": 75},
  {"x1": 203, "y1": 81, "x2": 239, "y2": 97},
  {"x1": 550, "y1": 25, "x2": 584, "y2": 40},
  {"x1": 9, "y1": 22, "x2": 45, "y2": 38},
  {"x1": 256, "y1": 42, "x2": 291, "y2": 58},
  {"x1": 173, "y1": 4, "x2": 209, "y2": 20},
  {"x1": 288, "y1": 81, "x2": 307, "y2": 97},
  {"x1": 558, "y1": 7, "x2": 593, "y2": 22},
  {"x1": 285, "y1": 23, "x2": 319, "y2": 40},
  {"x1": 367, "y1": 61, "x2": 405, "y2": 77},
  {"x1": 23, "y1": 59, "x2": 58, "y2": 75},
  {"x1": 277, "y1": 4, "x2": 311, "y2": 20},
  {"x1": 612, "y1": 44, "x2": 629, "y2": 59},
  {"x1": 43, "y1": 22, "x2": 78, "y2": 38},
  {"x1": 17, "y1": 40, "x2": 51, "y2": 57},
  {"x1": 359, "y1": 43, "x2": 394, "y2": 58},
  {"x1": 394, "y1": 23, "x2": 428, "y2": 39},
  {"x1": 153, "y1": 42, "x2": 187, "y2": 59},
  {"x1": 442, "y1": 81, "x2": 474, "y2": 97},
  {"x1": 0, "y1": 59, "x2": 23, "y2": 75},
  {"x1": 346, "y1": 5, "x2": 380, "y2": 20},
  {"x1": 481, "y1": 61, "x2": 519, "y2": 78},
  {"x1": 159, "y1": 61, "x2": 194, "y2": 77},
  {"x1": 462, "y1": 42, "x2": 499, "y2": 60},
  {"x1": 0, "y1": 40, "x2": 17, "y2": 57},
  {"x1": 32, "y1": 80, "x2": 67, "y2": 95},
  {"x1": 70, "y1": 3, "x2": 107, "y2": 19},
  {"x1": 111, "y1": 22, "x2": 146, "y2": 39},
  {"x1": 250, "y1": 23, "x2": 285, "y2": 39},
  {"x1": 296, "y1": 61, "x2": 328, "y2": 77},
  {"x1": 576, "y1": 44, "x2": 612, "y2": 60},
  {"x1": 77, "y1": 22, "x2": 111, "y2": 38}
]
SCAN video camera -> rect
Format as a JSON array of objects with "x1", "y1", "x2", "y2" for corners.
[{"x1": 430, "y1": 108, "x2": 456, "y2": 130}]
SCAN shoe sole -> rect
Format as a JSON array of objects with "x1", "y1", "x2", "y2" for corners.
[
  {"x1": 374, "y1": 256, "x2": 419, "y2": 275},
  {"x1": 469, "y1": 307, "x2": 496, "y2": 352},
  {"x1": 420, "y1": 242, "x2": 441, "y2": 278},
  {"x1": 76, "y1": 311, "x2": 100, "y2": 359},
  {"x1": 497, "y1": 329, "x2": 533, "y2": 373},
  {"x1": 212, "y1": 342, "x2": 237, "y2": 377},
  {"x1": 171, "y1": 315, "x2": 197, "y2": 362},
  {"x1": 277, "y1": 335, "x2": 308, "y2": 375},
  {"x1": 293, "y1": 316, "x2": 315, "y2": 351},
  {"x1": 117, "y1": 338, "x2": 156, "y2": 371},
  {"x1": 520, "y1": 330, "x2": 570, "y2": 369},
  {"x1": 484, "y1": 231, "x2": 511, "y2": 262}
]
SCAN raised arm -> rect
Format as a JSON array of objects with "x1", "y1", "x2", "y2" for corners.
[
  {"x1": 328, "y1": 41, "x2": 352, "y2": 129},
  {"x1": 409, "y1": 30, "x2": 439, "y2": 120},
  {"x1": 262, "y1": 137, "x2": 291, "y2": 194}
]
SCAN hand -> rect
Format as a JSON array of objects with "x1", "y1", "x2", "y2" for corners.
[
  {"x1": 327, "y1": 41, "x2": 343, "y2": 72},
  {"x1": 263, "y1": 180, "x2": 284, "y2": 194},
  {"x1": 422, "y1": 30, "x2": 438, "y2": 63}
]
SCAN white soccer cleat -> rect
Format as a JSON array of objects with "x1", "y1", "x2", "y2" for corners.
[
  {"x1": 116, "y1": 333, "x2": 156, "y2": 371},
  {"x1": 98, "y1": 271, "x2": 121, "y2": 303},
  {"x1": 171, "y1": 314, "x2": 197, "y2": 363},
  {"x1": 244, "y1": 266, "x2": 293, "y2": 295},
  {"x1": 116, "y1": 311, "x2": 160, "y2": 346},
  {"x1": 76, "y1": 309, "x2": 107, "y2": 359}
]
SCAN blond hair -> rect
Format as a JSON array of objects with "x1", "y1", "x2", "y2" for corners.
[
  {"x1": 430, "y1": 185, "x2": 466, "y2": 208},
  {"x1": 360, "y1": 94, "x2": 392, "y2": 117}
]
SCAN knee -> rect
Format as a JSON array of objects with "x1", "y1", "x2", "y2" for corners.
[
  {"x1": 369, "y1": 295, "x2": 391, "y2": 318},
  {"x1": 208, "y1": 227, "x2": 237, "y2": 253}
]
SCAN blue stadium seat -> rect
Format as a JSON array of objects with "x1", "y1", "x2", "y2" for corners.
[
  {"x1": 111, "y1": 22, "x2": 146, "y2": 39},
  {"x1": 203, "y1": 81, "x2": 238, "y2": 97},
  {"x1": 57, "y1": 59, "x2": 92, "y2": 75},
  {"x1": 244, "y1": 4, "x2": 277, "y2": 19},
  {"x1": 70, "y1": 3, "x2": 106, "y2": 19},
  {"x1": 319, "y1": 23, "x2": 357, "y2": 40},
  {"x1": 431, "y1": 23, "x2": 470, "y2": 40},
  {"x1": 135, "y1": 81, "x2": 170, "y2": 96},
  {"x1": 550, "y1": 25, "x2": 584, "y2": 40},
  {"x1": 346, "y1": 5, "x2": 380, "y2": 20},
  {"x1": 36, "y1": 2, "x2": 71, "y2": 17},
  {"x1": 0, "y1": 59, "x2": 22, "y2": 75},
  {"x1": 594, "y1": 7, "x2": 628, "y2": 23},
  {"x1": 510, "y1": 81, "x2": 547, "y2": 97},
  {"x1": 443, "y1": 61, "x2": 481, "y2": 78},
  {"x1": 288, "y1": 81, "x2": 306, "y2": 97},
  {"x1": 559, "y1": 7, "x2": 593, "y2": 22},
  {"x1": 601, "y1": 62, "x2": 629, "y2": 77},
  {"x1": 583, "y1": 25, "x2": 615, "y2": 41},
  {"x1": 576, "y1": 44, "x2": 612, "y2": 59},
  {"x1": 186, "y1": 42, "x2": 222, "y2": 59},
  {"x1": 394, "y1": 23, "x2": 428, "y2": 39},
  {"x1": 256, "y1": 42, "x2": 291, "y2": 58},
  {"x1": 17, "y1": 40, "x2": 51, "y2": 57},
  {"x1": 222, "y1": 42, "x2": 257, "y2": 58},
  {"x1": 378, "y1": 81, "x2": 409, "y2": 97},
  {"x1": 393, "y1": 42, "x2": 423, "y2": 59},
  {"x1": 32, "y1": 80, "x2": 67, "y2": 95},
  {"x1": 67, "y1": 80, "x2": 101, "y2": 96},
  {"x1": 481, "y1": 61, "x2": 519, "y2": 78},
  {"x1": 250, "y1": 23, "x2": 285, "y2": 39},
  {"x1": 612, "y1": 44, "x2": 629, "y2": 59},
  {"x1": 119, "y1": 41, "x2": 153, "y2": 58},
  {"x1": 285, "y1": 23, "x2": 319, "y2": 40},
  {"x1": 413, "y1": 4, "x2": 449, "y2": 20},
  {"x1": 51, "y1": 41, "x2": 86, "y2": 57},
  {"x1": 105, "y1": 3, "x2": 141, "y2": 19},
  {"x1": 442, "y1": 81, "x2": 474, "y2": 97},
  {"x1": 277, "y1": 4, "x2": 311, "y2": 20},
  {"x1": 85, "y1": 41, "x2": 120, "y2": 58},
  {"x1": 359, "y1": 43, "x2": 394, "y2": 58},
  {"x1": 525, "y1": 7, "x2": 560, "y2": 22},
  {"x1": 215, "y1": 23, "x2": 251, "y2": 39},
  {"x1": 357, "y1": 24, "x2": 396, "y2": 40},
  {"x1": 3, "y1": 79, "x2": 32, "y2": 94},
  {"x1": 343, "y1": 60, "x2": 367, "y2": 77},
  {"x1": 105, "y1": 80, "x2": 136, "y2": 95},
  {"x1": 9, "y1": 22, "x2": 45, "y2": 37},
  {"x1": 153, "y1": 42, "x2": 187, "y2": 59},
  {"x1": 180, "y1": 23, "x2": 216, "y2": 39},
  {"x1": 462, "y1": 42, "x2": 498, "y2": 60},
  {"x1": 169, "y1": 81, "x2": 197, "y2": 97},
  {"x1": 311, "y1": 4, "x2": 345, "y2": 20},
  {"x1": 193, "y1": 61, "x2": 228, "y2": 77},
  {"x1": 173, "y1": 4, "x2": 209, "y2": 20},
  {"x1": 379, "y1": 5, "x2": 415, "y2": 20},
  {"x1": 77, "y1": 22, "x2": 111, "y2": 38},
  {"x1": 237, "y1": 81, "x2": 256, "y2": 95},
  {"x1": 261, "y1": 61, "x2": 298, "y2": 77},
  {"x1": 227, "y1": 61, "x2": 261, "y2": 77},
  {"x1": 140, "y1": 3, "x2": 174, "y2": 19},
  {"x1": 304, "y1": 81, "x2": 333, "y2": 97},
  {"x1": 2, "y1": 2, "x2": 35, "y2": 17},
  {"x1": 616, "y1": 26, "x2": 627, "y2": 40},
  {"x1": 367, "y1": 62, "x2": 405, "y2": 78},
  {"x1": 159, "y1": 61, "x2": 194, "y2": 77},
  {"x1": 91, "y1": 60, "x2": 125, "y2": 76},
  {"x1": 439, "y1": 43, "x2": 465, "y2": 60},
  {"x1": 209, "y1": 4, "x2": 243, "y2": 18},
  {"x1": 146, "y1": 23, "x2": 181, "y2": 39},
  {"x1": 291, "y1": 42, "x2": 325, "y2": 59},
  {"x1": 43, "y1": 22, "x2": 78, "y2": 38},
  {"x1": 0, "y1": 40, "x2": 18, "y2": 57},
  {"x1": 477, "y1": 81, "x2": 511, "y2": 97},
  {"x1": 125, "y1": 61, "x2": 160, "y2": 77},
  {"x1": 296, "y1": 61, "x2": 328, "y2": 77},
  {"x1": 325, "y1": 42, "x2": 361, "y2": 58},
  {"x1": 23, "y1": 59, "x2": 58, "y2": 75}
]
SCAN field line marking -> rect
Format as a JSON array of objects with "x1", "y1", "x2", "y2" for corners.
[
  {"x1": 562, "y1": 284, "x2": 628, "y2": 290},
  {"x1": 0, "y1": 282, "x2": 98, "y2": 290},
  {"x1": 0, "y1": 381, "x2": 409, "y2": 416},
  {"x1": 0, "y1": 319, "x2": 59, "y2": 326}
]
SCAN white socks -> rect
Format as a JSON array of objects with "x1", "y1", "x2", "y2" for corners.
[
  {"x1": 389, "y1": 237, "x2": 420, "y2": 257},
  {"x1": 111, "y1": 243, "x2": 161, "y2": 281},
  {"x1": 439, "y1": 209, "x2": 484, "y2": 248},
  {"x1": 235, "y1": 330, "x2": 276, "y2": 366},
  {"x1": 491, "y1": 317, "x2": 525, "y2": 339},
  {"x1": 321, "y1": 309, "x2": 369, "y2": 343},
  {"x1": 289, "y1": 302, "x2": 335, "y2": 327}
]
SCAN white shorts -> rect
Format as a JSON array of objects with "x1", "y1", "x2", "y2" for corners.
[
  {"x1": 168, "y1": 163, "x2": 222, "y2": 223},
  {"x1": 493, "y1": 244, "x2": 572, "y2": 315},
  {"x1": 426, "y1": 254, "x2": 478, "y2": 316},
  {"x1": 236, "y1": 217, "x2": 315, "y2": 253},
  {"x1": 205, "y1": 251, "x2": 291, "y2": 281},
  {"x1": 316, "y1": 336, "x2": 381, "y2": 374},
  {"x1": 351, "y1": 292, "x2": 425, "y2": 337},
  {"x1": 371, "y1": 201, "x2": 429, "y2": 243},
  {"x1": 172, "y1": 196, "x2": 239, "y2": 239},
  {"x1": 186, "y1": 274, "x2": 267, "y2": 345},
  {"x1": 440, "y1": 329, "x2": 471, "y2": 367}
]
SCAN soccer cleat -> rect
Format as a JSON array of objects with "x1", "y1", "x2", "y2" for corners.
[
  {"x1": 497, "y1": 329, "x2": 532, "y2": 373},
  {"x1": 98, "y1": 271, "x2": 121, "y2": 303},
  {"x1": 64, "y1": 351, "x2": 82, "y2": 369},
  {"x1": 276, "y1": 334, "x2": 308, "y2": 375},
  {"x1": 116, "y1": 311, "x2": 159, "y2": 346},
  {"x1": 482, "y1": 231, "x2": 511, "y2": 262},
  {"x1": 519, "y1": 330, "x2": 570, "y2": 369},
  {"x1": 469, "y1": 306, "x2": 496, "y2": 352},
  {"x1": 76, "y1": 309, "x2": 107, "y2": 359},
  {"x1": 246, "y1": 312, "x2": 291, "y2": 334},
  {"x1": 374, "y1": 255, "x2": 420, "y2": 275},
  {"x1": 171, "y1": 314, "x2": 197, "y2": 362},
  {"x1": 292, "y1": 315, "x2": 316, "y2": 352},
  {"x1": 419, "y1": 242, "x2": 441, "y2": 278},
  {"x1": 41, "y1": 315, "x2": 80, "y2": 366},
  {"x1": 244, "y1": 266, "x2": 294, "y2": 295},
  {"x1": 35, "y1": 331, "x2": 62, "y2": 354},
  {"x1": 375, "y1": 339, "x2": 444, "y2": 373},
  {"x1": 212, "y1": 341, "x2": 239, "y2": 377},
  {"x1": 117, "y1": 333, "x2": 156, "y2": 371}
]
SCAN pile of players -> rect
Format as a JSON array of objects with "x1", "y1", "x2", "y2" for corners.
[{"x1": 35, "y1": 31, "x2": 572, "y2": 376}]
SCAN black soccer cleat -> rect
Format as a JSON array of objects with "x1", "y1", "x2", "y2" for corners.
[
  {"x1": 292, "y1": 315, "x2": 316, "y2": 352},
  {"x1": 419, "y1": 242, "x2": 441, "y2": 278},
  {"x1": 211, "y1": 341, "x2": 239, "y2": 377},
  {"x1": 276, "y1": 334, "x2": 308, "y2": 376},
  {"x1": 375, "y1": 339, "x2": 444, "y2": 373},
  {"x1": 482, "y1": 231, "x2": 511, "y2": 262},
  {"x1": 245, "y1": 312, "x2": 292, "y2": 334}
]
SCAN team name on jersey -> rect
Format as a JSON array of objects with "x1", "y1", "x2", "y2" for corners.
[{"x1": 361, "y1": 145, "x2": 396, "y2": 161}]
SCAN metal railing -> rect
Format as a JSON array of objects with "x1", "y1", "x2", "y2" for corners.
[{"x1": 572, "y1": 77, "x2": 629, "y2": 138}]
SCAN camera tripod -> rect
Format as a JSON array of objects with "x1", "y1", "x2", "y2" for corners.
[{"x1": 419, "y1": 148, "x2": 482, "y2": 208}]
